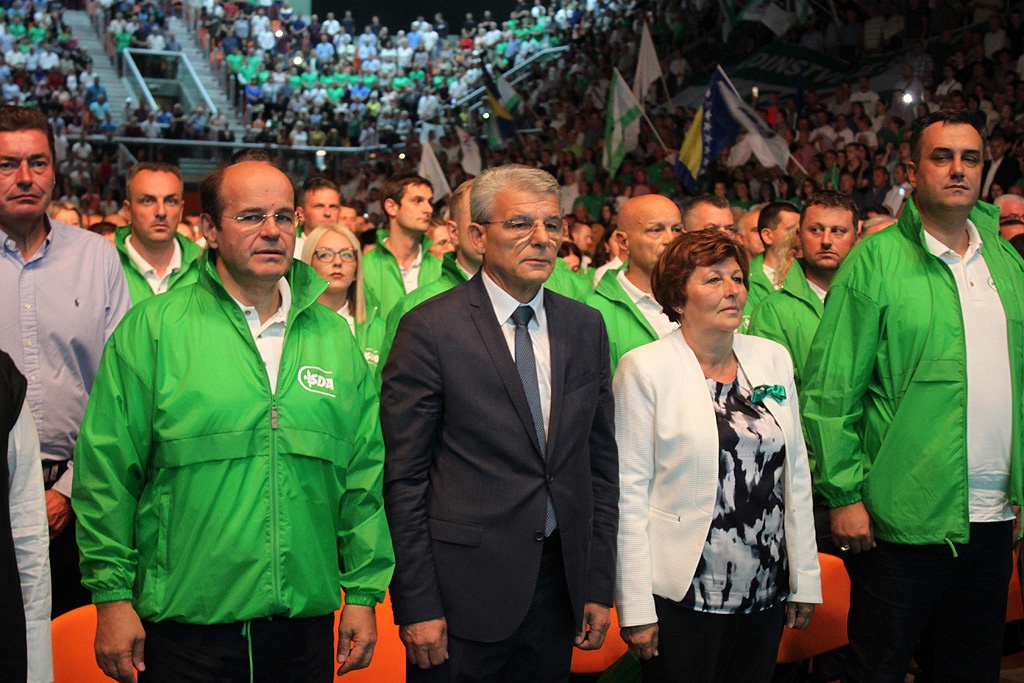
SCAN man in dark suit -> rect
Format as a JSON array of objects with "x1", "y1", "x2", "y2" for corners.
[
  {"x1": 981, "y1": 133, "x2": 1022, "y2": 201},
  {"x1": 381, "y1": 164, "x2": 618, "y2": 682}
]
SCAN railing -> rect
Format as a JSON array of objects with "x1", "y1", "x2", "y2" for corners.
[
  {"x1": 451, "y1": 45, "x2": 570, "y2": 113},
  {"x1": 122, "y1": 51, "x2": 160, "y2": 114},
  {"x1": 123, "y1": 48, "x2": 219, "y2": 116},
  {"x1": 93, "y1": 134, "x2": 393, "y2": 180}
]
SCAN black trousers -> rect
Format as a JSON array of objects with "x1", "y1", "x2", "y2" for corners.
[
  {"x1": 842, "y1": 521, "x2": 1013, "y2": 683},
  {"x1": 138, "y1": 613, "x2": 335, "y2": 683},
  {"x1": 640, "y1": 598, "x2": 786, "y2": 683},
  {"x1": 407, "y1": 531, "x2": 578, "y2": 683},
  {"x1": 43, "y1": 460, "x2": 90, "y2": 618}
]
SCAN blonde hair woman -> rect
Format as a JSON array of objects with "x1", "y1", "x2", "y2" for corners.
[
  {"x1": 47, "y1": 200, "x2": 84, "y2": 228},
  {"x1": 300, "y1": 223, "x2": 385, "y2": 371}
]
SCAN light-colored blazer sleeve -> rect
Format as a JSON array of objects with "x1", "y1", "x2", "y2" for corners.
[{"x1": 614, "y1": 333, "x2": 821, "y2": 629}]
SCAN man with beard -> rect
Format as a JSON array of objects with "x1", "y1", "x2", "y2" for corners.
[{"x1": 748, "y1": 190, "x2": 858, "y2": 388}]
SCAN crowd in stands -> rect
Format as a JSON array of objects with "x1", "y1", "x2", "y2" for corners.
[{"x1": 3, "y1": 0, "x2": 1024, "y2": 239}]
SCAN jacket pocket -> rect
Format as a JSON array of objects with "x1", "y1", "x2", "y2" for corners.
[{"x1": 428, "y1": 518, "x2": 483, "y2": 547}]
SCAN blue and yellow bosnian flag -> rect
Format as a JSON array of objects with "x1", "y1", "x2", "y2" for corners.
[
  {"x1": 675, "y1": 66, "x2": 789, "y2": 189},
  {"x1": 482, "y1": 70, "x2": 517, "y2": 142}
]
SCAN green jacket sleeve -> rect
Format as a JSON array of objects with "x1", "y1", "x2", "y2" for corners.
[
  {"x1": 800, "y1": 280, "x2": 882, "y2": 508},
  {"x1": 337, "y1": 353, "x2": 395, "y2": 606},
  {"x1": 748, "y1": 298, "x2": 798, "y2": 383},
  {"x1": 72, "y1": 321, "x2": 154, "y2": 604}
]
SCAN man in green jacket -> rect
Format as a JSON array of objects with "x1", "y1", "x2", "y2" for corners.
[
  {"x1": 802, "y1": 110, "x2": 1024, "y2": 682},
  {"x1": 749, "y1": 190, "x2": 858, "y2": 555},
  {"x1": 380, "y1": 180, "x2": 479, "y2": 367},
  {"x1": 748, "y1": 190, "x2": 858, "y2": 389},
  {"x1": 115, "y1": 162, "x2": 202, "y2": 305},
  {"x1": 293, "y1": 176, "x2": 344, "y2": 257},
  {"x1": 741, "y1": 201, "x2": 802, "y2": 330},
  {"x1": 586, "y1": 194, "x2": 681, "y2": 373},
  {"x1": 73, "y1": 159, "x2": 394, "y2": 683},
  {"x1": 362, "y1": 173, "x2": 443, "y2": 318}
]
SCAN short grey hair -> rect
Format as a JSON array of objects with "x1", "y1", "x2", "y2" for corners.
[
  {"x1": 994, "y1": 193, "x2": 1024, "y2": 212},
  {"x1": 470, "y1": 164, "x2": 560, "y2": 223}
]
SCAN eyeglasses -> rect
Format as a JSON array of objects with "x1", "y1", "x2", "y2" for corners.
[
  {"x1": 227, "y1": 211, "x2": 297, "y2": 230},
  {"x1": 480, "y1": 216, "x2": 565, "y2": 236},
  {"x1": 313, "y1": 247, "x2": 356, "y2": 263},
  {"x1": 1000, "y1": 213, "x2": 1024, "y2": 227}
]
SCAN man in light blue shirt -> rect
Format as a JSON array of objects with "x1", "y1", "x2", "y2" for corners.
[{"x1": 0, "y1": 105, "x2": 130, "y2": 616}]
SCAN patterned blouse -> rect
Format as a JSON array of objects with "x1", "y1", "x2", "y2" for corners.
[{"x1": 679, "y1": 373, "x2": 789, "y2": 614}]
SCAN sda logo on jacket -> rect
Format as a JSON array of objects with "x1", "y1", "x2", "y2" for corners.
[{"x1": 298, "y1": 366, "x2": 336, "y2": 397}]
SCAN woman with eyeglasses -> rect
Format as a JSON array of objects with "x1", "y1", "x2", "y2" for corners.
[{"x1": 300, "y1": 223, "x2": 385, "y2": 372}]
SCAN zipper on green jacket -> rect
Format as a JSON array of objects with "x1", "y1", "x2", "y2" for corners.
[
  {"x1": 270, "y1": 392, "x2": 282, "y2": 611},
  {"x1": 929, "y1": 249, "x2": 972, "y2": 543}
]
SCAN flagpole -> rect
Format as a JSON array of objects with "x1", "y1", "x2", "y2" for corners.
[
  {"x1": 638, "y1": 106, "x2": 671, "y2": 154},
  {"x1": 643, "y1": 20, "x2": 673, "y2": 109},
  {"x1": 788, "y1": 153, "x2": 808, "y2": 177}
]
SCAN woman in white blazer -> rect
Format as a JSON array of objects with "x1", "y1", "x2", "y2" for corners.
[{"x1": 614, "y1": 230, "x2": 821, "y2": 683}]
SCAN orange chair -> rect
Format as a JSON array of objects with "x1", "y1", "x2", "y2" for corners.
[
  {"x1": 776, "y1": 553, "x2": 851, "y2": 664},
  {"x1": 570, "y1": 605, "x2": 629, "y2": 674},
  {"x1": 51, "y1": 604, "x2": 108, "y2": 683},
  {"x1": 334, "y1": 592, "x2": 406, "y2": 682}
]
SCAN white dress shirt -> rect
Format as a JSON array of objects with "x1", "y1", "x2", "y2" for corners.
[{"x1": 481, "y1": 270, "x2": 552, "y2": 437}]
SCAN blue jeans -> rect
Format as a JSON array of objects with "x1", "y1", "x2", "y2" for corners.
[{"x1": 842, "y1": 521, "x2": 1013, "y2": 683}]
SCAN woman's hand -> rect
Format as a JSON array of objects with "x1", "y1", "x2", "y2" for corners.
[
  {"x1": 620, "y1": 622, "x2": 659, "y2": 660},
  {"x1": 785, "y1": 602, "x2": 815, "y2": 630}
]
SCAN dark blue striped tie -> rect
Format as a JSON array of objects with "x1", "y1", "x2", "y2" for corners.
[{"x1": 512, "y1": 305, "x2": 557, "y2": 536}]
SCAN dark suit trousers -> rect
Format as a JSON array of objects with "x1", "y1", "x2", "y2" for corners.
[
  {"x1": 138, "y1": 614, "x2": 335, "y2": 683},
  {"x1": 408, "y1": 532, "x2": 577, "y2": 683}
]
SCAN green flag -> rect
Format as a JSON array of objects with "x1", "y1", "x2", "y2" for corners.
[
  {"x1": 823, "y1": 162, "x2": 839, "y2": 190},
  {"x1": 603, "y1": 68, "x2": 643, "y2": 179}
]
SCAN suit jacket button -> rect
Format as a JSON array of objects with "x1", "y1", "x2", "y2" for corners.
[{"x1": 534, "y1": 531, "x2": 545, "y2": 541}]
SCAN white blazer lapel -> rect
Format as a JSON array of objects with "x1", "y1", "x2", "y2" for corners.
[{"x1": 734, "y1": 335, "x2": 796, "y2": 446}]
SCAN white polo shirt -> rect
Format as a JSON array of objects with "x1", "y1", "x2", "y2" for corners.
[
  {"x1": 232, "y1": 278, "x2": 291, "y2": 394},
  {"x1": 924, "y1": 222, "x2": 1013, "y2": 522},
  {"x1": 617, "y1": 269, "x2": 678, "y2": 338},
  {"x1": 124, "y1": 234, "x2": 182, "y2": 295}
]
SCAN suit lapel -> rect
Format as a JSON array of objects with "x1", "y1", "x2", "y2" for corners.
[
  {"x1": 468, "y1": 275, "x2": 546, "y2": 459},
  {"x1": 544, "y1": 290, "x2": 565, "y2": 462}
]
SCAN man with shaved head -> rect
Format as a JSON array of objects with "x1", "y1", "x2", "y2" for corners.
[{"x1": 586, "y1": 194, "x2": 682, "y2": 372}]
